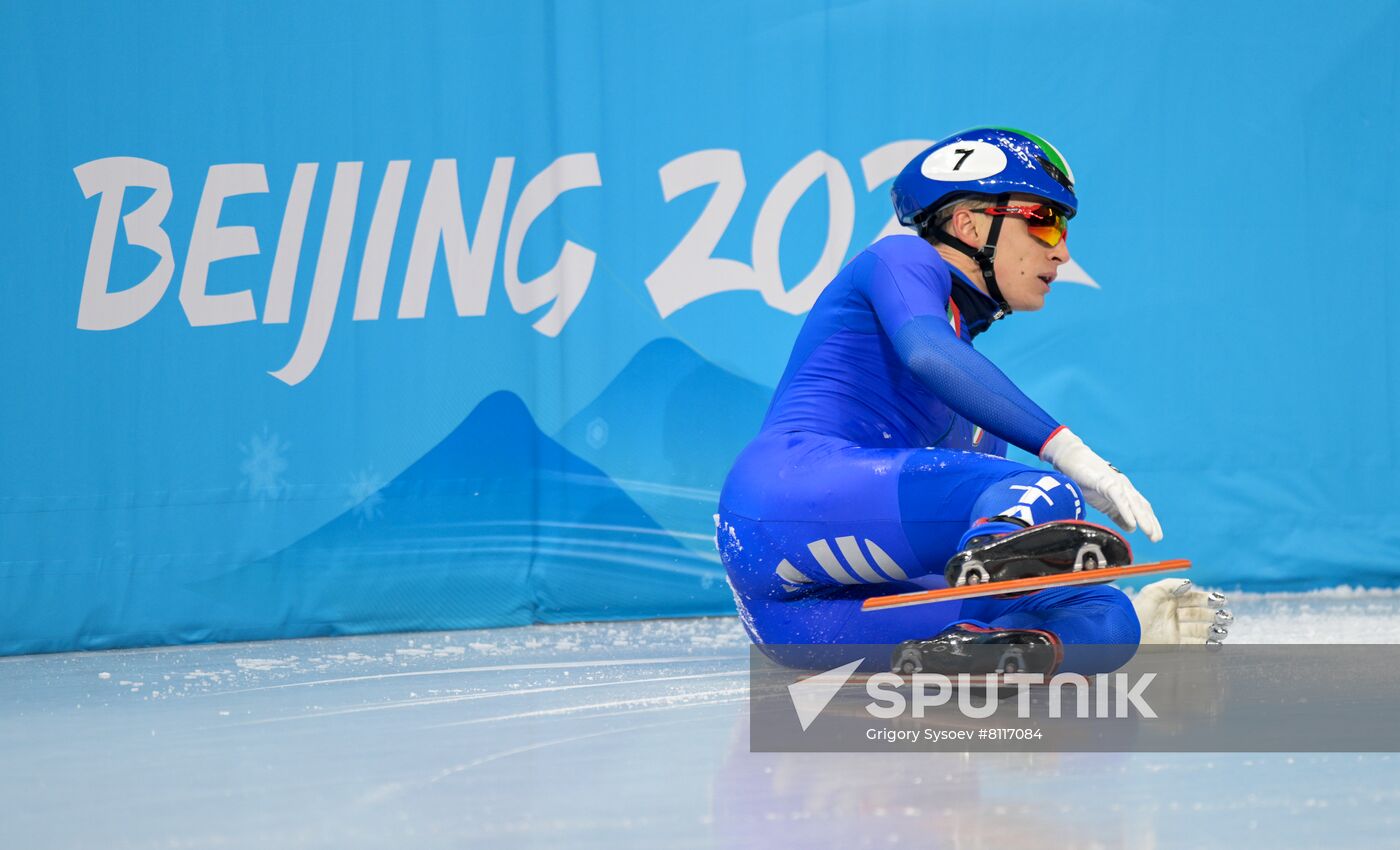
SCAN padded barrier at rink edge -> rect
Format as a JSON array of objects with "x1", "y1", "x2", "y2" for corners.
[{"x1": 2, "y1": 0, "x2": 1398, "y2": 654}]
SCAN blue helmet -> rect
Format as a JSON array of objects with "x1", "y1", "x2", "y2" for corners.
[{"x1": 891, "y1": 127, "x2": 1078, "y2": 226}]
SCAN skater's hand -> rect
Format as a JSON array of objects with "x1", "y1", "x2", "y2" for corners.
[
  {"x1": 1132, "y1": 578, "x2": 1232, "y2": 644},
  {"x1": 1039, "y1": 427, "x2": 1163, "y2": 542}
]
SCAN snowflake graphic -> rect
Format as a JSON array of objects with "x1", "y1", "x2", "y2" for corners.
[
  {"x1": 585, "y1": 417, "x2": 610, "y2": 449},
  {"x1": 345, "y1": 468, "x2": 387, "y2": 524},
  {"x1": 239, "y1": 427, "x2": 289, "y2": 501}
]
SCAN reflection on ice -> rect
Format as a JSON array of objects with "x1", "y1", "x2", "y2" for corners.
[{"x1": 2, "y1": 592, "x2": 1400, "y2": 848}]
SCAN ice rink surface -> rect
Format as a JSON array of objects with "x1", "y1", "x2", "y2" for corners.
[{"x1": 6, "y1": 588, "x2": 1400, "y2": 849}]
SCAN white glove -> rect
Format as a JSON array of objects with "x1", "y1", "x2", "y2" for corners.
[
  {"x1": 1133, "y1": 578, "x2": 1233, "y2": 645},
  {"x1": 1039, "y1": 427, "x2": 1163, "y2": 542}
]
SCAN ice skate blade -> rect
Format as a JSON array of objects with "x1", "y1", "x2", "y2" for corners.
[{"x1": 862, "y1": 559, "x2": 1193, "y2": 612}]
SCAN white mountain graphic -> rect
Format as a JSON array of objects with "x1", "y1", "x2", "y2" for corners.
[{"x1": 1057, "y1": 258, "x2": 1099, "y2": 289}]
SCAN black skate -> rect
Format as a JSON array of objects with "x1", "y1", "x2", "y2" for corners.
[
  {"x1": 944, "y1": 519, "x2": 1131, "y2": 588},
  {"x1": 891, "y1": 624, "x2": 1062, "y2": 676}
]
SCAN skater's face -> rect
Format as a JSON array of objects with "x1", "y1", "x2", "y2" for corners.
[{"x1": 948, "y1": 194, "x2": 1072, "y2": 312}]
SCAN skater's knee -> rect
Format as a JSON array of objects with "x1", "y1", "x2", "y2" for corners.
[
  {"x1": 1068, "y1": 585, "x2": 1141, "y2": 644},
  {"x1": 1009, "y1": 585, "x2": 1141, "y2": 674},
  {"x1": 1054, "y1": 589, "x2": 1140, "y2": 674},
  {"x1": 971, "y1": 469, "x2": 1084, "y2": 526}
]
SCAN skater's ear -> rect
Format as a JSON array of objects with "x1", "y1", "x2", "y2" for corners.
[
  {"x1": 934, "y1": 196, "x2": 991, "y2": 249},
  {"x1": 946, "y1": 207, "x2": 987, "y2": 248}
]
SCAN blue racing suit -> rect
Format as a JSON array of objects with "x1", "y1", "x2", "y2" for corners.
[{"x1": 717, "y1": 235, "x2": 1139, "y2": 672}]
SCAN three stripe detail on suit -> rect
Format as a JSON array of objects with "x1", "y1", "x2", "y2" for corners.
[{"x1": 775, "y1": 536, "x2": 910, "y2": 592}]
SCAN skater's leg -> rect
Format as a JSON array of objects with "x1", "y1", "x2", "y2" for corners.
[
  {"x1": 719, "y1": 439, "x2": 1031, "y2": 652},
  {"x1": 953, "y1": 469, "x2": 1084, "y2": 550},
  {"x1": 720, "y1": 506, "x2": 968, "y2": 657},
  {"x1": 723, "y1": 434, "x2": 1081, "y2": 592},
  {"x1": 960, "y1": 584, "x2": 1141, "y2": 673},
  {"x1": 720, "y1": 432, "x2": 1109, "y2": 669},
  {"x1": 744, "y1": 584, "x2": 1138, "y2": 673}
]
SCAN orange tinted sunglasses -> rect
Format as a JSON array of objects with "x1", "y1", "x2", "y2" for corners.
[{"x1": 975, "y1": 204, "x2": 1069, "y2": 247}]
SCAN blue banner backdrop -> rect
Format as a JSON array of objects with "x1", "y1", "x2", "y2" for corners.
[{"x1": 3, "y1": 1, "x2": 1398, "y2": 654}]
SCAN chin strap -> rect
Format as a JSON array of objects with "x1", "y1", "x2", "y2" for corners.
[{"x1": 927, "y1": 192, "x2": 1012, "y2": 320}]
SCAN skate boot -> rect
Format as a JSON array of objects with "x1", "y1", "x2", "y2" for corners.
[
  {"x1": 891, "y1": 624, "x2": 1062, "y2": 676},
  {"x1": 944, "y1": 518, "x2": 1131, "y2": 588}
]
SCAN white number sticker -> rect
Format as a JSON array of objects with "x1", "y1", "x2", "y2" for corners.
[{"x1": 919, "y1": 140, "x2": 1007, "y2": 182}]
